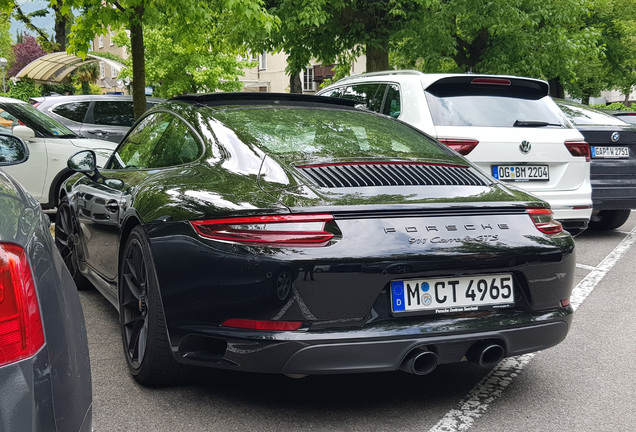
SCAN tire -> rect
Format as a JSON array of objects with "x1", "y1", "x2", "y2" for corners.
[
  {"x1": 588, "y1": 209, "x2": 631, "y2": 231},
  {"x1": 55, "y1": 196, "x2": 92, "y2": 290},
  {"x1": 119, "y1": 226, "x2": 181, "y2": 386}
]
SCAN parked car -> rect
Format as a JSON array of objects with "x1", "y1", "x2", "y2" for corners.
[
  {"x1": 556, "y1": 99, "x2": 636, "y2": 230},
  {"x1": 58, "y1": 93, "x2": 575, "y2": 386},
  {"x1": 31, "y1": 94, "x2": 164, "y2": 143},
  {"x1": 0, "y1": 96, "x2": 116, "y2": 209},
  {"x1": 608, "y1": 110, "x2": 636, "y2": 125},
  {"x1": 0, "y1": 133, "x2": 92, "y2": 431},
  {"x1": 317, "y1": 71, "x2": 592, "y2": 234}
]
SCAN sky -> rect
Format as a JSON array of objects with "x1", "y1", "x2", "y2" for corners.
[{"x1": 10, "y1": 1, "x2": 56, "y2": 42}]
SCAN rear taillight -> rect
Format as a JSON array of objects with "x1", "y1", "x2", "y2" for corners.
[
  {"x1": 437, "y1": 138, "x2": 479, "y2": 155},
  {"x1": 0, "y1": 243, "x2": 45, "y2": 367},
  {"x1": 527, "y1": 208, "x2": 563, "y2": 235},
  {"x1": 471, "y1": 78, "x2": 511, "y2": 86},
  {"x1": 565, "y1": 141, "x2": 590, "y2": 162},
  {"x1": 31, "y1": 102, "x2": 40, "y2": 108},
  {"x1": 191, "y1": 214, "x2": 335, "y2": 247},
  {"x1": 221, "y1": 319, "x2": 303, "y2": 331}
]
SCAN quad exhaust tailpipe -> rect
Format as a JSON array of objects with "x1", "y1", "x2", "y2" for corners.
[
  {"x1": 467, "y1": 342, "x2": 505, "y2": 367},
  {"x1": 399, "y1": 347, "x2": 439, "y2": 375}
]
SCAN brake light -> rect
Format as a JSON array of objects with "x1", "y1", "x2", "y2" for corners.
[
  {"x1": 0, "y1": 243, "x2": 45, "y2": 367},
  {"x1": 437, "y1": 138, "x2": 479, "y2": 155},
  {"x1": 191, "y1": 214, "x2": 335, "y2": 246},
  {"x1": 527, "y1": 208, "x2": 563, "y2": 235},
  {"x1": 31, "y1": 102, "x2": 40, "y2": 108},
  {"x1": 222, "y1": 319, "x2": 303, "y2": 331},
  {"x1": 471, "y1": 78, "x2": 511, "y2": 86},
  {"x1": 565, "y1": 141, "x2": 590, "y2": 162}
]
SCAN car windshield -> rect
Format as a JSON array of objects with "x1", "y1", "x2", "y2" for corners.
[
  {"x1": 210, "y1": 107, "x2": 454, "y2": 160},
  {"x1": 558, "y1": 103, "x2": 630, "y2": 126},
  {"x1": 425, "y1": 94, "x2": 568, "y2": 128},
  {"x1": 1, "y1": 102, "x2": 76, "y2": 137}
]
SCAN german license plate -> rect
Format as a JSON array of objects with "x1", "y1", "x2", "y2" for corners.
[
  {"x1": 591, "y1": 146, "x2": 629, "y2": 158},
  {"x1": 492, "y1": 165, "x2": 549, "y2": 181},
  {"x1": 391, "y1": 274, "x2": 515, "y2": 314}
]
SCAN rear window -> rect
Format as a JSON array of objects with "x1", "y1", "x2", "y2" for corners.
[
  {"x1": 210, "y1": 107, "x2": 454, "y2": 160},
  {"x1": 558, "y1": 103, "x2": 630, "y2": 126}
]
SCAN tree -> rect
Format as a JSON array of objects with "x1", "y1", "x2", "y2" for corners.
[
  {"x1": 10, "y1": 1, "x2": 73, "y2": 51},
  {"x1": 392, "y1": 0, "x2": 603, "y2": 99},
  {"x1": 8, "y1": 35, "x2": 46, "y2": 77},
  {"x1": 0, "y1": 12, "x2": 13, "y2": 68},
  {"x1": 73, "y1": 61, "x2": 98, "y2": 94},
  {"x1": 65, "y1": 0, "x2": 277, "y2": 119},
  {"x1": 258, "y1": 0, "x2": 432, "y2": 92}
]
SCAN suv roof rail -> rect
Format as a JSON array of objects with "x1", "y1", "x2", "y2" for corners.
[
  {"x1": 336, "y1": 70, "x2": 424, "y2": 82},
  {"x1": 170, "y1": 92, "x2": 358, "y2": 108}
]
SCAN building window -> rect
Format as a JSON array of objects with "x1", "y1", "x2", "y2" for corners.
[
  {"x1": 98, "y1": 35, "x2": 104, "y2": 48},
  {"x1": 303, "y1": 66, "x2": 314, "y2": 92},
  {"x1": 100, "y1": 62, "x2": 105, "y2": 79},
  {"x1": 258, "y1": 53, "x2": 267, "y2": 71},
  {"x1": 111, "y1": 66, "x2": 120, "y2": 78},
  {"x1": 110, "y1": 31, "x2": 115, "y2": 46}
]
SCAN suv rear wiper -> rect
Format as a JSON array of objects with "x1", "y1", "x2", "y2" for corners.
[{"x1": 513, "y1": 120, "x2": 562, "y2": 127}]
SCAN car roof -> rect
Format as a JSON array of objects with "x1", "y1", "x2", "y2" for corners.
[
  {"x1": 170, "y1": 92, "x2": 359, "y2": 109},
  {"x1": 0, "y1": 96, "x2": 30, "y2": 105},
  {"x1": 327, "y1": 70, "x2": 549, "y2": 92}
]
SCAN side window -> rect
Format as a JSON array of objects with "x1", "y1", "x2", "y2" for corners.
[
  {"x1": 383, "y1": 84, "x2": 401, "y2": 118},
  {"x1": 321, "y1": 87, "x2": 345, "y2": 99},
  {"x1": 92, "y1": 101, "x2": 135, "y2": 127},
  {"x1": 147, "y1": 117, "x2": 202, "y2": 168},
  {"x1": 108, "y1": 113, "x2": 172, "y2": 169},
  {"x1": 0, "y1": 108, "x2": 18, "y2": 132},
  {"x1": 51, "y1": 102, "x2": 90, "y2": 123},
  {"x1": 340, "y1": 84, "x2": 387, "y2": 113}
]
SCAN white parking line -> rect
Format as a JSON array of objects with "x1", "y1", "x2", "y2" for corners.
[
  {"x1": 576, "y1": 263, "x2": 597, "y2": 271},
  {"x1": 429, "y1": 225, "x2": 636, "y2": 432}
]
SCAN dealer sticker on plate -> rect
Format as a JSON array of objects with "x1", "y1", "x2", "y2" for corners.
[{"x1": 391, "y1": 274, "x2": 515, "y2": 314}]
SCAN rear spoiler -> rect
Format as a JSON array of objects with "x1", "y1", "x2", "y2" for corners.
[{"x1": 426, "y1": 76, "x2": 549, "y2": 100}]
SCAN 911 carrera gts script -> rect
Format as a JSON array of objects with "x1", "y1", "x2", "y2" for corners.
[{"x1": 409, "y1": 234, "x2": 499, "y2": 244}]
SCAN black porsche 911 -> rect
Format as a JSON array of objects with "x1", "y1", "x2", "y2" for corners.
[{"x1": 57, "y1": 93, "x2": 575, "y2": 386}]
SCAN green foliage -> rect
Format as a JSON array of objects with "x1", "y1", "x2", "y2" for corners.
[
  {"x1": 40, "y1": 83, "x2": 75, "y2": 96},
  {"x1": 590, "y1": 102, "x2": 635, "y2": 111},
  {"x1": 5, "y1": 78, "x2": 41, "y2": 101}
]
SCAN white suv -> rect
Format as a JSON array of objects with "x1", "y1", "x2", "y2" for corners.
[{"x1": 317, "y1": 71, "x2": 592, "y2": 233}]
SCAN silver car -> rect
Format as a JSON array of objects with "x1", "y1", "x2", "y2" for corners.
[
  {"x1": 0, "y1": 133, "x2": 92, "y2": 431},
  {"x1": 31, "y1": 94, "x2": 164, "y2": 143}
]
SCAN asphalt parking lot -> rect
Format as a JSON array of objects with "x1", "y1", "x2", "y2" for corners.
[{"x1": 80, "y1": 212, "x2": 636, "y2": 432}]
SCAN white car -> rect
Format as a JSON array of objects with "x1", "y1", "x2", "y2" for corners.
[
  {"x1": 0, "y1": 96, "x2": 116, "y2": 208},
  {"x1": 317, "y1": 71, "x2": 592, "y2": 233}
]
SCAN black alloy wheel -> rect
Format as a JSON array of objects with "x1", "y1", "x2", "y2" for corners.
[
  {"x1": 55, "y1": 196, "x2": 91, "y2": 289},
  {"x1": 119, "y1": 226, "x2": 181, "y2": 386},
  {"x1": 589, "y1": 209, "x2": 632, "y2": 230}
]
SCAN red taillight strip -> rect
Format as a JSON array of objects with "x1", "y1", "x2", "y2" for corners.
[
  {"x1": 191, "y1": 214, "x2": 335, "y2": 246},
  {"x1": 222, "y1": 319, "x2": 303, "y2": 331},
  {"x1": 295, "y1": 161, "x2": 469, "y2": 169},
  {"x1": 0, "y1": 243, "x2": 45, "y2": 367},
  {"x1": 527, "y1": 208, "x2": 563, "y2": 235},
  {"x1": 471, "y1": 78, "x2": 511, "y2": 86},
  {"x1": 565, "y1": 141, "x2": 590, "y2": 162},
  {"x1": 437, "y1": 138, "x2": 480, "y2": 156}
]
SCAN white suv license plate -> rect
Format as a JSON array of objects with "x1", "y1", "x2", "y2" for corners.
[
  {"x1": 591, "y1": 146, "x2": 629, "y2": 158},
  {"x1": 492, "y1": 165, "x2": 549, "y2": 181},
  {"x1": 391, "y1": 274, "x2": 515, "y2": 314}
]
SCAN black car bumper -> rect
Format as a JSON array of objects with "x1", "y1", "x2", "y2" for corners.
[{"x1": 591, "y1": 180, "x2": 636, "y2": 210}]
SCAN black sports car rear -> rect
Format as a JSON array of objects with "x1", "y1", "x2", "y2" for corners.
[
  {"x1": 556, "y1": 100, "x2": 636, "y2": 230},
  {"x1": 58, "y1": 93, "x2": 575, "y2": 385}
]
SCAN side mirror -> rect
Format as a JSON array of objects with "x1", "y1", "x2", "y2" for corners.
[
  {"x1": 0, "y1": 134, "x2": 29, "y2": 166},
  {"x1": 68, "y1": 150, "x2": 97, "y2": 173},
  {"x1": 12, "y1": 125, "x2": 36, "y2": 142}
]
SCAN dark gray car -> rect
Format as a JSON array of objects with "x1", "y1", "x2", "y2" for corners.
[
  {"x1": 31, "y1": 95, "x2": 164, "y2": 143},
  {"x1": 0, "y1": 134, "x2": 92, "y2": 431}
]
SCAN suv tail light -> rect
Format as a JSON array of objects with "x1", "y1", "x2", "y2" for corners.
[
  {"x1": 565, "y1": 141, "x2": 590, "y2": 162},
  {"x1": 437, "y1": 138, "x2": 479, "y2": 155},
  {"x1": 0, "y1": 243, "x2": 45, "y2": 367},
  {"x1": 527, "y1": 208, "x2": 563, "y2": 235},
  {"x1": 191, "y1": 214, "x2": 335, "y2": 247}
]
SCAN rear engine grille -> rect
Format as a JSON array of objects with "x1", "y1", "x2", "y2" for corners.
[{"x1": 295, "y1": 162, "x2": 487, "y2": 188}]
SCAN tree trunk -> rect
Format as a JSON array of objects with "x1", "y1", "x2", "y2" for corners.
[
  {"x1": 130, "y1": 5, "x2": 147, "y2": 120},
  {"x1": 366, "y1": 41, "x2": 389, "y2": 72},
  {"x1": 289, "y1": 72, "x2": 302, "y2": 94},
  {"x1": 53, "y1": 3, "x2": 66, "y2": 51},
  {"x1": 548, "y1": 78, "x2": 565, "y2": 99}
]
